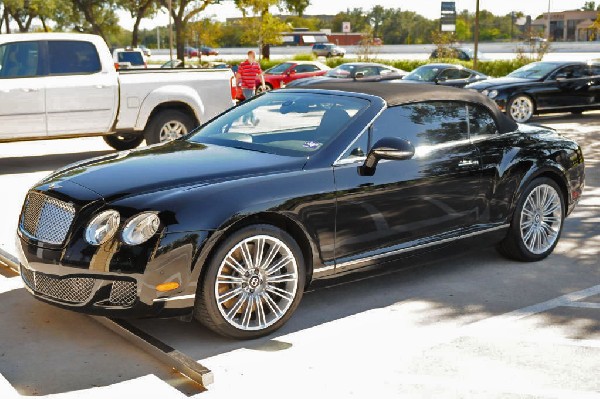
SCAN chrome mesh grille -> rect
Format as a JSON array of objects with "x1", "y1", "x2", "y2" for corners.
[
  {"x1": 21, "y1": 266, "x2": 94, "y2": 304},
  {"x1": 109, "y1": 281, "x2": 137, "y2": 306},
  {"x1": 20, "y1": 192, "x2": 75, "y2": 245}
]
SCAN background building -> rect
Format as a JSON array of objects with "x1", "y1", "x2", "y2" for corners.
[{"x1": 532, "y1": 9, "x2": 599, "y2": 41}]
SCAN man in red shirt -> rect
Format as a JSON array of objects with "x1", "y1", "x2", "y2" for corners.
[
  {"x1": 237, "y1": 50, "x2": 266, "y2": 101},
  {"x1": 236, "y1": 50, "x2": 265, "y2": 125}
]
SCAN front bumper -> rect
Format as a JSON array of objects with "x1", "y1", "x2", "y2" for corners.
[{"x1": 15, "y1": 232, "x2": 202, "y2": 318}]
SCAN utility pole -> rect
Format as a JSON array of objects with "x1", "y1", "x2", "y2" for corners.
[
  {"x1": 474, "y1": 0, "x2": 480, "y2": 70},
  {"x1": 156, "y1": 26, "x2": 161, "y2": 50},
  {"x1": 546, "y1": 0, "x2": 551, "y2": 40}
]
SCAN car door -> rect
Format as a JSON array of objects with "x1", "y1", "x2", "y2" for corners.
[
  {"x1": 45, "y1": 40, "x2": 118, "y2": 136},
  {"x1": 333, "y1": 101, "x2": 481, "y2": 269},
  {"x1": 539, "y1": 64, "x2": 592, "y2": 108},
  {"x1": 0, "y1": 40, "x2": 46, "y2": 139}
]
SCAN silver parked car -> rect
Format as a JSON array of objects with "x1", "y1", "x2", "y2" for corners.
[{"x1": 312, "y1": 43, "x2": 345, "y2": 58}]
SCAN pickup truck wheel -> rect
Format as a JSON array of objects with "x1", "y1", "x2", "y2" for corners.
[
  {"x1": 103, "y1": 133, "x2": 144, "y2": 151},
  {"x1": 145, "y1": 110, "x2": 196, "y2": 145}
]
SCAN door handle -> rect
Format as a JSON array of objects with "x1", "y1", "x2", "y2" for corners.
[
  {"x1": 458, "y1": 159, "x2": 479, "y2": 167},
  {"x1": 95, "y1": 85, "x2": 108, "y2": 89}
]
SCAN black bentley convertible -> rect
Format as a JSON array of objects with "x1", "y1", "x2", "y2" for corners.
[{"x1": 16, "y1": 83, "x2": 584, "y2": 339}]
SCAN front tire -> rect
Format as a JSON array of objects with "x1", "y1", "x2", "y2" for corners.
[
  {"x1": 103, "y1": 133, "x2": 144, "y2": 150},
  {"x1": 144, "y1": 109, "x2": 196, "y2": 145},
  {"x1": 194, "y1": 225, "x2": 306, "y2": 339},
  {"x1": 508, "y1": 95, "x2": 535, "y2": 123},
  {"x1": 497, "y1": 177, "x2": 564, "y2": 262}
]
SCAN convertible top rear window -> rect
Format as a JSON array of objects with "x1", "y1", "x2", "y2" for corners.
[{"x1": 189, "y1": 92, "x2": 370, "y2": 157}]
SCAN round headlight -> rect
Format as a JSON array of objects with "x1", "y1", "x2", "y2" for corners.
[
  {"x1": 122, "y1": 212, "x2": 160, "y2": 246},
  {"x1": 85, "y1": 210, "x2": 120, "y2": 245},
  {"x1": 487, "y1": 90, "x2": 499, "y2": 99}
]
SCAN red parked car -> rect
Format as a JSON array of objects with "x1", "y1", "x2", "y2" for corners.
[{"x1": 257, "y1": 61, "x2": 330, "y2": 92}]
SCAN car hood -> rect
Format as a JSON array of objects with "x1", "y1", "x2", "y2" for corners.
[
  {"x1": 466, "y1": 76, "x2": 538, "y2": 90},
  {"x1": 39, "y1": 140, "x2": 306, "y2": 202}
]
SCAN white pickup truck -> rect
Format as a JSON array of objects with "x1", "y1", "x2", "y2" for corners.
[{"x1": 0, "y1": 33, "x2": 236, "y2": 150}]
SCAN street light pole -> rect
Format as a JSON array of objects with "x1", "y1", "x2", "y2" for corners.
[{"x1": 474, "y1": 0, "x2": 480, "y2": 70}]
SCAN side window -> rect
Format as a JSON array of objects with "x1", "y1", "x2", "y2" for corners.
[
  {"x1": 468, "y1": 104, "x2": 498, "y2": 138},
  {"x1": 371, "y1": 102, "x2": 468, "y2": 150},
  {"x1": 556, "y1": 65, "x2": 588, "y2": 79},
  {"x1": 590, "y1": 65, "x2": 600, "y2": 76},
  {"x1": 440, "y1": 68, "x2": 471, "y2": 80},
  {"x1": 295, "y1": 64, "x2": 318, "y2": 73},
  {"x1": 339, "y1": 129, "x2": 369, "y2": 161},
  {"x1": 48, "y1": 41, "x2": 101, "y2": 75},
  {"x1": 0, "y1": 41, "x2": 40, "y2": 79}
]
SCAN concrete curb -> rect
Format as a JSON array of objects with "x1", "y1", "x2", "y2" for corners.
[{"x1": 0, "y1": 247, "x2": 19, "y2": 273}]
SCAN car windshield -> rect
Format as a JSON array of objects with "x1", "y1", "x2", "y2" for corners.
[
  {"x1": 508, "y1": 62, "x2": 558, "y2": 79},
  {"x1": 404, "y1": 65, "x2": 441, "y2": 81},
  {"x1": 188, "y1": 92, "x2": 370, "y2": 157},
  {"x1": 266, "y1": 62, "x2": 294, "y2": 75},
  {"x1": 325, "y1": 64, "x2": 356, "y2": 78}
]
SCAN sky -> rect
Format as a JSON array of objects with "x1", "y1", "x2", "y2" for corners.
[{"x1": 125, "y1": 0, "x2": 588, "y2": 31}]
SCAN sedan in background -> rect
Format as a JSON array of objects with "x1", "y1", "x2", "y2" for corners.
[
  {"x1": 201, "y1": 46, "x2": 219, "y2": 56},
  {"x1": 287, "y1": 62, "x2": 407, "y2": 87},
  {"x1": 256, "y1": 61, "x2": 330, "y2": 93},
  {"x1": 401, "y1": 63, "x2": 488, "y2": 88},
  {"x1": 312, "y1": 43, "x2": 345, "y2": 58},
  {"x1": 17, "y1": 83, "x2": 583, "y2": 339},
  {"x1": 466, "y1": 61, "x2": 600, "y2": 123},
  {"x1": 184, "y1": 46, "x2": 199, "y2": 57}
]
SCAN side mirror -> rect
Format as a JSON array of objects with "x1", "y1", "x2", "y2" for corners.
[
  {"x1": 360, "y1": 137, "x2": 415, "y2": 176},
  {"x1": 435, "y1": 76, "x2": 447, "y2": 84},
  {"x1": 289, "y1": 69, "x2": 296, "y2": 74},
  {"x1": 354, "y1": 71, "x2": 365, "y2": 79}
]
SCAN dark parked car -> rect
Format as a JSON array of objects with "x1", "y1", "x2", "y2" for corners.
[
  {"x1": 200, "y1": 46, "x2": 219, "y2": 56},
  {"x1": 430, "y1": 47, "x2": 488, "y2": 61},
  {"x1": 17, "y1": 83, "x2": 584, "y2": 339},
  {"x1": 466, "y1": 61, "x2": 600, "y2": 123},
  {"x1": 401, "y1": 63, "x2": 488, "y2": 87},
  {"x1": 287, "y1": 62, "x2": 406, "y2": 87}
]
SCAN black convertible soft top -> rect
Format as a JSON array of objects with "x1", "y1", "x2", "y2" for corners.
[{"x1": 292, "y1": 81, "x2": 518, "y2": 133}]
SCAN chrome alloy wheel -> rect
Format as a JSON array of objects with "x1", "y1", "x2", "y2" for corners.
[
  {"x1": 159, "y1": 120, "x2": 188, "y2": 142},
  {"x1": 519, "y1": 184, "x2": 562, "y2": 255},
  {"x1": 214, "y1": 235, "x2": 299, "y2": 331},
  {"x1": 509, "y1": 96, "x2": 534, "y2": 123}
]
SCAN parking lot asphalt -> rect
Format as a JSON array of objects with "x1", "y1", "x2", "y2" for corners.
[{"x1": 0, "y1": 112, "x2": 598, "y2": 398}]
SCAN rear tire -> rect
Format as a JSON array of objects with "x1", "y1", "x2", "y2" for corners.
[
  {"x1": 507, "y1": 95, "x2": 535, "y2": 123},
  {"x1": 144, "y1": 109, "x2": 196, "y2": 145},
  {"x1": 103, "y1": 133, "x2": 144, "y2": 150},
  {"x1": 497, "y1": 177, "x2": 564, "y2": 262},
  {"x1": 194, "y1": 225, "x2": 306, "y2": 339}
]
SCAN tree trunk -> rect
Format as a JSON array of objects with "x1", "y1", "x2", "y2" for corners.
[
  {"x1": 132, "y1": 15, "x2": 143, "y2": 47},
  {"x1": 4, "y1": 10, "x2": 10, "y2": 34},
  {"x1": 175, "y1": 19, "x2": 185, "y2": 64},
  {"x1": 40, "y1": 17, "x2": 48, "y2": 32}
]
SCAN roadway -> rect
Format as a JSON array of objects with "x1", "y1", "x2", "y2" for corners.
[{"x1": 0, "y1": 112, "x2": 598, "y2": 398}]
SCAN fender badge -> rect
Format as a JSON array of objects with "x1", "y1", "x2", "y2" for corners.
[{"x1": 48, "y1": 183, "x2": 61, "y2": 190}]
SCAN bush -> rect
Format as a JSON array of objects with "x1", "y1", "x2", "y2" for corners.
[
  {"x1": 229, "y1": 56, "x2": 533, "y2": 78},
  {"x1": 292, "y1": 53, "x2": 316, "y2": 61}
]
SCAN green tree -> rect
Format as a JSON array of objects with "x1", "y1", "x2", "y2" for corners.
[
  {"x1": 331, "y1": 8, "x2": 369, "y2": 33},
  {"x1": 283, "y1": 0, "x2": 309, "y2": 17},
  {"x1": 583, "y1": 1, "x2": 600, "y2": 10},
  {"x1": 234, "y1": 0, "x2": 288, "y2": 59},
  {"x1": 159, "y1": 0, "x2": 221, "y2": 63},
  {"x1": 2, "y1": 0, "x2": 57, "y2": 32},
  {"x1": 369, "y1": 5, "x2": 385, "y2": 38},
  {"x1": 53, "y1": 0, "x2": 120, "y2": 41},
  {"x1": 188, "y1": 17, "x2": 222, "y2": 49},
  {"x1": 455, "y1": 16, "x2": 472, "y2": 41},
  {"x1": 117, "y1": 0, "x2": 158, "y2": 46},
  {"x1": 284, "y1": 15, "x2": 321, "y2": 31}
]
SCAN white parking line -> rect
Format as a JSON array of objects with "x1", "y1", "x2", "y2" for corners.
[{"x1": 0, "y1": 373, "x2": 18, "y2": 399}]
